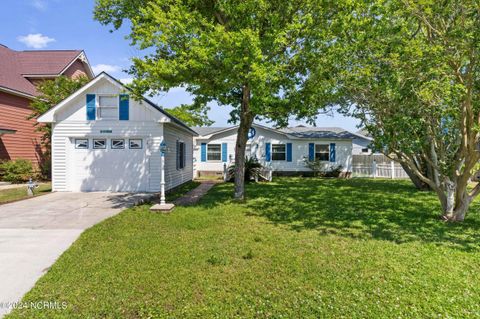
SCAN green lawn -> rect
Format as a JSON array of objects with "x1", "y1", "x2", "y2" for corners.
[
  {"x1": 0, "y1": 183, "x2": 51, "y2": 204},
  {"x1": 7, "y1": 178, "x2": 480, "y2": 318}
]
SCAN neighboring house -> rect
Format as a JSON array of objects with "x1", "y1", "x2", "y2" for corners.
[
  {"x1": 37, "y1": 72, "x2": 197, "y2": 192},
  {"x1": 352, "y1": 129, "x2": 374, "y2": 155},
  {"x1": 0, "y1": 44, "x2": 94, "y2": 166},
  {"x1": 193, "y1": 124, "x2": 356, "y2": 177}
]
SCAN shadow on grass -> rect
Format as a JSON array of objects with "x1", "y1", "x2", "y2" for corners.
[{"x1": 199, "y1": 178, "x2": 480, "y2": 251}]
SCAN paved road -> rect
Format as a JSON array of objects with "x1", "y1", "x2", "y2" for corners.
[{"x1": 0, "y1": 192, "x2": 152, "y2": 317}]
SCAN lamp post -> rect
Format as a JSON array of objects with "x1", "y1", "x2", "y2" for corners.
[
  {"x1": 151, "y1": 140, "x2": 175, "y2": 212},
  {"x1": 160, "y1": 141, "x2": 167, "y2": 205}
]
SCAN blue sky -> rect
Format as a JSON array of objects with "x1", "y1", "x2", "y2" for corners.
[{"x1": 1, "y1": 0, "x2": 361, "y2": 131}]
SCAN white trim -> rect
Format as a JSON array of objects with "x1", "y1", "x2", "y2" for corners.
[{"x1": 60, "y1": 51, "x2": 95, "y2": 79}]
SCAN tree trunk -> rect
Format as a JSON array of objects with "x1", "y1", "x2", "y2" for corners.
[
  {"x1": 440, "y1": 180, "x2": 472, "y2": 222},
  {"x1": 400, "y1": 162, "x2": 430, "y2": 191},
  {"x1": 233, "y1": 85, "x2": 254, "y2": 200}
]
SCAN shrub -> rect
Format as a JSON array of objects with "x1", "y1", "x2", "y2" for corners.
[
  {"x1": 227, "y1": 156, "x2": 263, "y2": 182},
  {"x1": 304, "y1": 159, "x2": 343, "y2": 177},
  {"x1": 0, "y1": 159, "x2": 34, "y2": 183}
]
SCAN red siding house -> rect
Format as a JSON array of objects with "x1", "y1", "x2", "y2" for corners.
[{"x1": 0, "y1": 44, "x2": 94, "y2": 167}]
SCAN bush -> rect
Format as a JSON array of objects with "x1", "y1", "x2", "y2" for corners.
[
  {"x1": 227, "y1": 156, "x2": 263, "y2": 182},
  {"x1": 304, "y1": 159, "x2": 343, "y2": 177},
  {"x1": 0, "y1": 159, "x2": 34, "y2": 183}
]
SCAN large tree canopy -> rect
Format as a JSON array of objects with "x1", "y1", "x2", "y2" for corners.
[
  {"x1": 94, "y1": 0, "x2": 335, "y2": 199},
  {"x1": 320, "y1": 0, "x2": 480, "y2": 221}
]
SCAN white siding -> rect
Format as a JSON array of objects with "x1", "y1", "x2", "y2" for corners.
[
  {"x1": 194, "y1": 126, "x2": 353, "y2": 174},
  {"x1": 164, "y1": 124, "x2": 194, "y2": 190},
  {"x1": 50, "y1": 76, "x2": 194, "y2": 192}
]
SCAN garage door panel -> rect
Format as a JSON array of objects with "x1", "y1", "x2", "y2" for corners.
[{"x1": 70, "y1": 139, "x2": 148, "y2": 192}]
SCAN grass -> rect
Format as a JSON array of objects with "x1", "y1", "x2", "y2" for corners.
[
  {"x1": 0, "y1": 183, "x2": 51, "y2": 204},
  {"x1": 166, "y1": 180, "x2": 201, "y2": 201},
  {"x1": 7, "y1": 178, "x2": 480, "y2": 318}
]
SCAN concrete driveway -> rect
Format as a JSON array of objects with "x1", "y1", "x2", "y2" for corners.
[{"x1": 0, "y1": 192, "x2": 153, "y2": 317}]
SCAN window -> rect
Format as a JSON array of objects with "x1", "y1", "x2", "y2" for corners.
[
  {"x1": 362, "y1": 148, "x2": 369, "y2": 153},
  {"x1": 111, "y1": 139, "x2": 125, "y2": 149},
  {"x1": 129, "y1": 139, "x2": 143, "y2": 149},
  {"x1": 315, "y1": 144, "x2": 329, "y2": 161},
  {"x1": 177, "y1": 141, "x2": 185, "y2": 169},
  {"x1": 93, "y1": 139, "x2": 106, "y2": 149},
  {"x1": 207, "y1": 144, "x2": 221, "y2": 161},
  {"x1": 75, "y1": 139, "x2": 88, "y2": 149},
  {"x1": 272, "y1": 144, "x2": 286, "y2": 161},
  {"x1": 98, "y1": 95, "x2": 118, "y2": 120}
]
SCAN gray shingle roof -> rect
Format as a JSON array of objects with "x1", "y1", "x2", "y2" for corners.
[{"x1": 279, "y1": 126, "x2": 357, "y2": 139}]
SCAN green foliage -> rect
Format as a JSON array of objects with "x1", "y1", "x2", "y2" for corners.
[
  {"x1": 0, "y1": 159, "x2": 33, "y2": 183},
  {"x1": 227, "y1": 157, "x2": 263, "y2": 182},
  {"x1": 8, "y1": 178, "x2": 480, "y2": 318},
  {"x1": 94, "y1": 0, "x2": 339, "y2": 198},
  {"x1": 304, "y1": 159, "x2": 343, "y2": 177},
  {"x1": 166, "y1": 103, "x2": 214, "y2": 127},
  {"x1": 29, "y1": 76, "x2": 89, "y2": 178}
]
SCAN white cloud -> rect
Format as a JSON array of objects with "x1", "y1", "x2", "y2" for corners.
[
  {"x1": 17, "y1": 33, "x2": 55, "y2": 49},
  {"x1": 31, "y1": 0, "x2": 47, "y2": 11},
  {"x1": 92, "y1": 64, "x2": 121, "y2": 75}
]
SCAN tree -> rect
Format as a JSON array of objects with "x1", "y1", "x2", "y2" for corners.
[
  {"x1": 29, "y1": 75, "x2": 89, "y2": 177},
  {"x1": 324, "y1": 1, "x2": 480, "y2": 221},
  {"x1": 167, "y1": 103, "x2": 213, "y2": 127},
  {"x1": 94, "y1": 0, "x2": 336, "y2": 200}
]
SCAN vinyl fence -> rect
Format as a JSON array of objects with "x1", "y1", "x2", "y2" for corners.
[{"x1": 352, "y1": 154, "x2": 409, "y2": 179}]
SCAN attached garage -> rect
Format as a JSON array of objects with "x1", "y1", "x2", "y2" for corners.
[{"x1": 38, "y1": 72, "x2": 197, "y2": 193}]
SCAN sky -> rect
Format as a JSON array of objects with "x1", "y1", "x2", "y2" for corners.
[{"x1": 1, "y1": 0, "x2": 361, "y2": 131}]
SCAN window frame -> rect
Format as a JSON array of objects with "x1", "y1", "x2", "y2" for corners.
[
  {"x1": 97, "y1": 94, "x2": 119, "y2": 121},
  {"x1": 75, "y1": 139, "x2": 89, "y2": 149},
  {"x1": 315, "y1": 144, "x2": 330, "y2": 161},
  {"x1": 111, "y1": 139, "x2": 125, "y2": 149},
  {"x1": 129, "y1": 139, "x2": 143, "y2": 149},
  {"x1": 272, "y1": 144, "x2": 286, "y2": 161},
  {"x1": 93, "y1": 139, "x2": 106, "y2": 149},
  {"x1": 178, "y1": 141, "x2": 186, "y2": 170},
  {"x1": 207, "y1": 143, "x2": 222, "y2": 162}
]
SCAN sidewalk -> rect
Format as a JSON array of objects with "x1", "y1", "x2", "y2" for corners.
[{"x1": 173, "y1": 181, "x2": 219, "y2": 206}]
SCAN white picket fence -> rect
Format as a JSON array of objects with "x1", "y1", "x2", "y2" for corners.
[{"x1": 352, "y1": 160, "x2": 409, "y2": 179}]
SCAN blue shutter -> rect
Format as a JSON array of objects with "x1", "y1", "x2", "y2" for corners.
[
  {"x1": 86, "y1": 94, "x2": 96, "y2": 120},
  {"x1": 330, "y1": 143, "x2": 336, "y2": 162},
  {"x1": 182, "y1": 143, "x2": 186, "y2": 168},
  {"x1": 119, "y1": 94, "x2": 129, "y2": 120},
  {"x1": 286, "y1": 143, "x2": 292, "y2": 162},
  {"x1": 201, "y1": 143, "x2": 207, "y2": 162},
  {"x1": 221, "y1": 143, "x2": 227, "y2": 162},
  {"x1": 308, "y1": 143, "x2": 314, "y2": 161},
  {"x1": 265, "y1": 143, "x2": 271, "y2": 162}
]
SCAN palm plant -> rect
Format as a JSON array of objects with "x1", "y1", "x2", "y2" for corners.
[{"x1": 227, "y1": 157, "x2": 263, "y2": 182}]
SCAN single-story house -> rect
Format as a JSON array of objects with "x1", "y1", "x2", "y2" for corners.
[
  {"x1": 0, "y1": 44, "x2": 94, "y2": 166},
  {"x1": 192, "y1": 124, "x2": 357, "y2": 177},
  {"x1": 38, "y1": 72, "x2": 197, "y2": 192}
]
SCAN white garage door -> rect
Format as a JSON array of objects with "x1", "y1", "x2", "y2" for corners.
[{"x1": 70, "y1": 138, "x2": 148, "y2": 192}]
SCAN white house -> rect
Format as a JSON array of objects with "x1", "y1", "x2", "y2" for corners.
[
  {"x1": 38, "y1": 72, "x2": 197, "y2": 193},
  {"x1": 192, "y1": 124, "x2": 355, "y2": 177}
]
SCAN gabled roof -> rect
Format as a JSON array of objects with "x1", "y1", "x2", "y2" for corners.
[
  {"x1": 0, "y1": 44, "x2": 93, "y2": 98},
  {"x1": 37, "y1": 72, "x2": 197, "y2": 136},
  {"x1": 192, "y1": 127, "x2": 229, "y2": 136}
]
